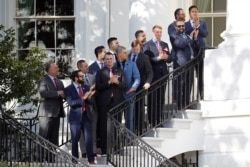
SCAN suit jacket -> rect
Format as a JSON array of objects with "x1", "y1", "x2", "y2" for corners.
[
  {"x1": 143, "y1": 39, "x2": 171, "y2": 82},
  {"x1": 64, "y1": 83, "x2": 93, "y2": 124},
  {"x1": 38, "y1": 75, "x2": 65, "y2": 117},
  {"x1": 95, "y1": 66, "x2": 127, "y2": 106},
  {"x1": 115, "y1": 60, "x2": 140, "y2": 99},
  {"x1": 168, "y1": 21, "x2": 176, "y2": 37},
  {"x1": 129, "y1": 52, "x2": 153, "y2": 91},
  {"x1": 83, "y1": 73, "x2": 95, "y2": 87},
  {"x1": 89, "y1": 61, "x2": 101, "y2": 76},
  {"x1": 170, "y1": 32, "x2": 198, "y2": 68},
  {"x1": 185, "y1": 20, "x2": 208, "y2": 54}
]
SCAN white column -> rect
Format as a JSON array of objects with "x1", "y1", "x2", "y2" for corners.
[{"x1": 204, "y1": 0, "x2": 250, "y2": 101}]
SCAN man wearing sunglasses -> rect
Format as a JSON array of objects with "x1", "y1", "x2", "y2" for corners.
[{"x1": 170, "y1": 20, "x2": 199, "y2": 110}]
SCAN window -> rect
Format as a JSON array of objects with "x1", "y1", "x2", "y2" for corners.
[
  {"x1": 193, "y1": 0, "x2": 227, "y2": 47},
  {"x1": 16, "y1": 0, "x2": 75, "y2": 77}
]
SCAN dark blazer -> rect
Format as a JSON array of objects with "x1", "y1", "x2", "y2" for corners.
[
  {"x1": 185, "y1": 20, "x2": 208, "y2": 54},
  {"x1": 64, "y1": 83, "x2": 93, "y2": 124},
  {"x1": 95, "y1": 67, "x2": 127, "y2": 107},
  {"x1": 129, "y1": 52, "x2": 153, "y2": 90},
  {"x1": 143, "y1": 39, "x2": 171, "y2": 82},
  {"x1": 170, "y1": 32, "x2": 199, "y2": 68},
  {"x1": 38, "y1": 75, "x2": 65, "y2": 117},
  {"x1": 89, "y1": 61, "x2": 101, "y2": 75}
]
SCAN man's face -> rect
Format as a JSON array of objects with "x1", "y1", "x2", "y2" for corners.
[
  {"x1": 99, "y1": 49, "x2": 106, "y2": 60},
  {"x1": 153, "y1": 27, "x2": 162, "y2": 40},
  {"x1": 77, "y1": 71, "x2": 84, "y2": 84},
  {"x1": 132, "y1": 44, "x2": 140, "y2": 55},
  {"x1": 177, "y1": 10, "x2": 185, "y2": 21},
  {"x1": 137, "y1": 32, "x2": 146, "y2": 44},
  {"x1": 189, "y1": 7, "x2": 199, "y2": 20},
  {"x1": 48, "y1": 63, "x2": 59, "y2": 77},
  {"x1": 118, "y1": 49, "x2": 128, "y2": 61},
  {"x1": 175, "y1": 21, "x2": 185, "y2": 34},
  {"x1": 79, "y1": 62, "x2": 89, "y2": 74},
  {"x1": 110, "y1": 40, "x2": 119, "y2": 51},
  {"x1": 104, "y1": 54, "x2": 114, "y2": 68}
]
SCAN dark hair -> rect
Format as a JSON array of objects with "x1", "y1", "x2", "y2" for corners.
[
  {"x1": 94, "y1": 46, "x2": 105, "y2": 58},
  {"x1": 189, "y1": 5, "x2": 198, "y2": 12},
  {"x1": 107, "y1": 37, "x2": 117, "y2": 47},
  {"x1": 174, "y1": 8, "x2": 183, "y2": 20},
  {"x1": 70, "y1": 70, "x2": 81, "y2": 81},
  {"x1": 76, "y1": 59, "x2": 86, "y2": 69},
  {"x1": 45, "y1": 61, "x2": 54, "y2": 73},
  {"x1": 135, "y1": 30, "x2": 144, "y2": 38}
]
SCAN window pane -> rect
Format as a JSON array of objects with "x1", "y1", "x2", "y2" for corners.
[
  {"x1": 36, "y1": 0, "x2": 54, "y2": 16},
  {"x1": 200, "y1": 17, "x2": 212, "y2": 47},
  {"x1": 214, "y1": 17, "x2": 226, "y2": 46},
  {"x1": 16, "y1": 0, "x2": 34, "y2": 16},
  {"x1": 37, "y1": 20, "x2": 55, "y2": 48},
  {"x1": 56, "y1": 50, "x2": 73, "y2": 77},
  {"x1": 214, "y1": 0, "x2": 227, "y2": 12},
  {"x1": 194, "y1": 0, "x2": 211, "y2": 13},
  {"x1": 56, "y1": 21, "x2": 75, "y2": 48},
  {"x1": 18, "y1": 21, "x2": 35, "y2": 49},
  {"x1": 56, "y1": 0, "x2": 74, "y2": 16}
]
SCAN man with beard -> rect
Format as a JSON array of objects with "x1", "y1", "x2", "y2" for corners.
[{"x1": 64, "y1": 70, "x2": 96, "y2": 164}]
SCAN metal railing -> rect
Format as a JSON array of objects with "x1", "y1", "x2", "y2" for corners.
[
  {"x1": 107, "y1": 48, "x2": 206, "y2": 167},
  {"x1": 0, "y1": 104, "x2": 89, "y2": 166}
]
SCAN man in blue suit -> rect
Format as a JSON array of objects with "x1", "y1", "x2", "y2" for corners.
[
  {"x1": 116, "y1": 45, "x2": 140, "y2": 132},
  {"x1": 170, "y1": 20, "x2": 199, "y2": 109},
  {"x1": 89, "y1": 46, "x2": 106, "y2": 75},
  {"x1": 64, "y1": 70, "x2": 96, "y2": 164},
  {"x1": 185, "y1": 5, "x2": 208, "y2": 100},
  {"x1": 143, "y1": 25, "x2": 171, "y2": 127}
]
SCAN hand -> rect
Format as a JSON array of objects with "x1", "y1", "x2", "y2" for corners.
[
  {"x1": 90, "y1": 84, "x2": 95, "y2": 91},
  {"x1": 110, "y1": 75, "x2": 119, "y2": 84},
  {"x1": 126, "y1": 88, "x2": 136, "y2": 94},
  {"x1": 193, "y1": 29, "x2": 199, "y2": 40},
  {"x1": 159, "y1": 52, "x2": 169, "y2": 60},
  {"x1": 57, "y1": 90, "x2": 65, "y2": 98},
  {"x1": 189, "y1": 30, "x2": 195, "y2": 39},
  {"x1": 81, "y1": 91, "x2": 91, "y2": 100},
  {"x1": 193, "y1": 17, "x2": 200, "y2": 29},
  {"x1": 143, "y1": 83, "x2": 150, "y2": 90}
]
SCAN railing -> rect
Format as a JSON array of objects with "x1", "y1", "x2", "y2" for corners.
[
  {"x1": 107, "y1": 48, "x2": 206, "y2": 167},
  {"x1": 0, "y1": 105, "x2": 88, "y2": 166}
]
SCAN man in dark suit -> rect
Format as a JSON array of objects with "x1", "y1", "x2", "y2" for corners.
[
  {"x1": 89, "y1": 46, "x2": 106, "y2": 75},
  {"x1": 95, "y1": 52, "x2": 127, "y2": 154},
  {"x1": 38, "y1": 62, "x2": 65, "y2": 162},
  {"x1": 170, "y1": 20, "x2": 199, "y2": 109},
  {"x1": 185, "y1": 5, "x2": 208, "y2": 100},
  {"x1": 143, "y1": 25, "x2": 171, "y2": 127},
  {"x1": 77, "y1": 59, "x2": 98, "y2": 157},
  {"x1": 64, "y1": 70, "x2": 96, "y2": 164},
  {"x1": 130, "y1": 39, "x2": 153, "y2": 135}
]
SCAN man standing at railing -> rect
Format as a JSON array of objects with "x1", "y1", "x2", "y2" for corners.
[
  {"x1": 143, "y1": 25, "x2": 172, "y2": 127},
  {"x1": 64, "y1": 70, "x2": 96, "y2": 164},
  {"x1": 170, "y1": 20, "x2": 199, "y2": 109},
  {"x1": 185, "y1": 5, "x2": 208, "y2": 100},
  {"x1": 95, "y1": 52, "x2": 127, "y2": 155},
  {"x1": 38, "y1": 62, "x2": 65, "y2": 162}
]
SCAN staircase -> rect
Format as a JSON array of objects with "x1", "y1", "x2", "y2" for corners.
[{"x1": 142, "y1": 109, "x2": 204, "y2": 158}]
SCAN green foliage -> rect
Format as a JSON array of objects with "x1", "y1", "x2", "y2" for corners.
[{"x1": 0, "y1": 25, "x2": 47, "y2": 115}]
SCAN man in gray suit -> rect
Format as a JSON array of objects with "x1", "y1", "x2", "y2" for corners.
[
  {"x1": 77, "y1": 60, "x2": 98, "y2": 157},
  {"x1": 38, "y1": 62, "x2": 65, "y2": 161}
]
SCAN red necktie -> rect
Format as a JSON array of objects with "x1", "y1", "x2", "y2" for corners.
[
  {"x1": 109, "y1": 68, "x2": 113, "y2": 78},
  {"x1": 54, "y1": 78, "x2": 58, "y2": 90},
  {"x1": 78, "y1": 86, "x2": 86, "y2": 112},
  {"x1": 157, "y1": 41, "x2": 162, "y2": 52}
]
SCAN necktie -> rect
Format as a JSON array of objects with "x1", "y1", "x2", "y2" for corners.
[
  {"x1": 78, "y1": 86, "x2": 85, "y2": 112},
  {"x1": 132, "y1": 55, "x2": 136, "y2": 62},
  {"x1": 85, "y1": 74, "x2": 89, "y2": 84},
  {"x1": 100, "y1": 62, "x2": 104, "y2": 69},
  {"x1": 157, "y1": 41, "x2": 161, "y2": 52},
  {"x1": 54, "y1": 78, "x2": 58, "y2": 90},
  {"x1": 109, "y1": 68, "x2": 113, "y2": 78}
]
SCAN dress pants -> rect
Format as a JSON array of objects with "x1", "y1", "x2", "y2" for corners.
[{"x1": 70, "y1": 112, "x2": 94, "y2": 162}]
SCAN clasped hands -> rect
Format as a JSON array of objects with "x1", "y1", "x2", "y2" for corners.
[
  {"x1": 81, "y1": 85, "x2": 96, "y2": 100},
  {"x1": 109, "y1": 75, "x2": 119, "y2": 84}
]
